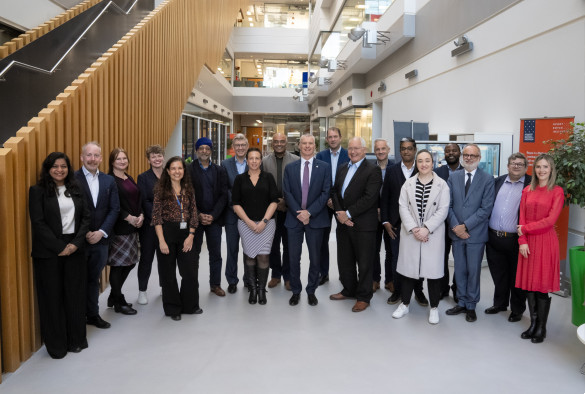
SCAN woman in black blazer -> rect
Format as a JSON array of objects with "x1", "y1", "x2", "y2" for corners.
[{"x1": 29, "y1": 152, "x2": 90, "y2": 359}]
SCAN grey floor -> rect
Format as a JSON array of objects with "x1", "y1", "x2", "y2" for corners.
[{"x1": 2, "y1": 225, "x2": 585, "y2": 394}]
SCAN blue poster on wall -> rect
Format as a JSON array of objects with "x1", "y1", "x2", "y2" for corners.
[{"x1": 523, "y1": 119, "x2": 535, "y2": 143}]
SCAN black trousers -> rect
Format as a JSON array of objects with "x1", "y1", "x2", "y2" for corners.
[
  {"x1": 138, "y1": 223, "x2": 159, "y2": 292},
  {"x1": 269, "y1": 210, "x2": 290, "y2": 280},
  {"x1": 336, "y1": 226, "x2": 375, "y2": 303},
  {"x1": 156, "y1": 223, "x2": 199, "y2": 316},
  {"x1": 486, "y1": 231, "x2": 526, "y2": 314},
  {"x1": 402, "y1": 276, "x2": 442, "y2": 308}
]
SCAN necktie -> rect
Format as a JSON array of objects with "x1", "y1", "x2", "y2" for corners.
[
  {"x1": 465, "y1": 173, "x2": 471, "y2": 196},
  {"x1": 301, "y1": 161, "x2": 309, "y2": 210}
]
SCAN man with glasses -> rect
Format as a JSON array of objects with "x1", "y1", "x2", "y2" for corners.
[
  {"x1": 445, "y1": 144, "x2": 495, "y2": 322},
  {"x1": 485, "y1": 152, "x2": 531, "y2": 322},
  {"x1": 262, "y1": 133, "x2": 299, "y2": 290}
]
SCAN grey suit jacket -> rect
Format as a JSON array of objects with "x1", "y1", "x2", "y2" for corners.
[
  {"x1": 447, "y1": 167, "x2": 495, "y2": 243},
  {"x1": 221, "y1": 156, "x2": 247, "y2": 225},
  {"x1": 262, "y1": 151, "x2": 299, "y2": 196}
]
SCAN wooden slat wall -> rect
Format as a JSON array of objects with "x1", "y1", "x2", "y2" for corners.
[
  {"x1": 0, "y1": 0, "x2": 104, "y2": 61},
  {"x1": 0, "y1": 0, "x2": 248, "y2": 381}
]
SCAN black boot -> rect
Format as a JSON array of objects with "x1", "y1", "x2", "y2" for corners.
[
  {"x1": 531, "y1": 294, "x2": 551, "y2": 344},
  {"x1": 257, "y1": 267, "x2": 269, "y2": 305},
  {"x1": 521, "y1": 292, "x2": 537, "y2": 339},
  {"x1": 245, "y1": 264, "x2": 257, "y2": 304}
]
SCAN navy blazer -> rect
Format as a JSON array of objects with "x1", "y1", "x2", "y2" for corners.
[
  {"x1": 315, "y1": 147, "x2": 349, "y2": 183},
  {"x1": 189, "y1": 160, "x2": 228, "y2": 225},
  {"x1": 435, "y1": 164, "x2": 463, "y2": 182},
  {"x1": 221, "y1": 157, "x2": 247, "y2": 225},
  {"x1": 137, "y1": 168, "x2": 159, "y2": 225},
  {"x1": 282, "y1": 158, "x2": 331, "y2": 229},
  {"x1": 74, "y1": 169, "x2": 120, "y2": 244},
  {"x1": 380, "y1": 162, "x2": 418, "y2": 227},
  {"x1": 447, "y1": 168, "x2": 495, "y2": 243}
]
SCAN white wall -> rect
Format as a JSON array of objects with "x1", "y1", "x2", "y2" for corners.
[
  {"x1": 231, "y1": 27, "x2": 309, "y2": 55},
  {"x1": 0, "y1": 0, "x2": 64, "y2": 30}
]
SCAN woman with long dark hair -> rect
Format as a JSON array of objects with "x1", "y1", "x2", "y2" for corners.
[
  {"x1": 29, "y1": 152, "x2": 90, "y2": 358},
  {"x1": 152, "y1": 156, "x2": 200, "y2": 321}
]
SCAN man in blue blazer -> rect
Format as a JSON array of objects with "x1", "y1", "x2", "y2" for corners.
[
  {"x1": 283, "y1": 134, "x2": 331, "y2": 306},
  {"x1": 75, "y1": 141, "x2": 120, "y2": 329},
  {"x1": 446, "y1": 144, "x2": 495, "y2": 322},
  {"x1": 221, "y1": 133, "x2": 249, "y2": 293},
  {"x1": 315, "y1": 127, "x2": 349, "y2": 285}
]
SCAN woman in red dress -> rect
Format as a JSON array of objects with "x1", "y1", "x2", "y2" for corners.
[{"x1": 516, "y1": 154, "x2": 564, "y2": 343}]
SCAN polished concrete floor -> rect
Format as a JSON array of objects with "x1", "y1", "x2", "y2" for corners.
[{"x1": 2, "y1": 227, "x2": 585, "y2": 393}]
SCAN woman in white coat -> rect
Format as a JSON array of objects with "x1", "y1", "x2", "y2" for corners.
[{"x1": 392, "y1": 149, "x2": 450, "y2": 324}]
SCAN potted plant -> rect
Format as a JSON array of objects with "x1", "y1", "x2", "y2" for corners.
[{"x1": 547, "y1": 122, "x2": 585, "y2": 325}]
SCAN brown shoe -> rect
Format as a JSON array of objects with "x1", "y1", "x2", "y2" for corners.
[
  {"x1": 373, "y1": 281, "x2": 380, "y2": 292},
  {"x1": 329, "y1": 292, "x2": 348, "y2": 301},
  {"x1": 352, "y1": 301, "x2": 369, "y2": 312},
  {"x1": 385, "y1": 282, "x2": 395, "y2": 293},
  {"x1": 285, "y1": 281, "x2": 291, "y2": 291},
  {"x1": 210, "y1": 286, "x2": 226, "y2": 297},
  {"x1": 268, "y1": 278, "x2": 281, "y2": 288}
]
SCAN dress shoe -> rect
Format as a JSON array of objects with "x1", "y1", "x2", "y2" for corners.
[
  {"x1": 285, "y1": 281, "x2": 291, "y2": 291},
  {"x1": 86, "y1": 315, "x2": 111, "y2": 329},
  {"x1": 429, "y1": 307, "x2": 440, "y2": 324},
  {"x1": 352, "y1": 301, "x2": 369, "y2": 312},
  {"x1": 137, "y1": 291, "x2": 148, "y2": 305},
  {"x1": 465, "y1": 309, "x2": 477, "y2": 322},
  {"x1": 484, "y1": 305, "x2": 507, "y2": 314},
  {"x1": 445, "y1": 305, "x2": 467, "y2": 315},
  {"x1": 289, "y1": 294, "x2": 300, "y2": 306},
  {"x1": 68, "y1": 346, "x2": 82, "y2": 353},
  {"x1": 268, "y1": 278, "x2": 281, "y2": 288},
  {"x1": 329, "y1": 292, "x2": 348, "y2": 301},
  {"x1": 308, "y1": 294, "x2": 318, "y2": 306},
  {"x1": 114, "y1": 304, "x2": 137, "y2": 315},
  {"x1": 385, "y1": 282, "x2": 395, "y2": 293},
  {"x1": 107, "y1": 294, "x2": 132, "y2": 308},
  {"x1": 193, "y1": 308, "x2": 203, "y2": 315},
  {"x1": 373, "y1": 281, "x2": 380, "y2": 292},
  {"x1": 227, "y1": 284, "x2": 237, "y2": 294},
  {"x1": 210, "y1": 286, "x2": 226, "y2": 297},
  {"x1": 392, "y1": 303, "x2": 409, "y2": 319},
  {"x1": 170, "y1": 314, "x2": 181, "y2": 321},
  {"x1": 415, "y1": 292, "x2": 429, "y2": 307},
  {"x1": 319, "y1": 275, "x2": 329, "y2": 286},
  {"x1": 387, "y1": 292, "x2": 401, "y2": 305},
  {"x1": 508, "y1": 312, "x2": 523, "y2": 322}
]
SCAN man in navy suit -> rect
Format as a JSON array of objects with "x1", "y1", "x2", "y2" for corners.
[
  {"x1": 446, "y1": 143, "x2": 495, "y2": 322},
  {"x1": 315, "y1": 127, "x2": 349, "y2": 285},
  {"x1": 190, "y1": 138, "x2": 228, "y2": 297},
  {"x1": 283, "y1": 134, "x2": 331, "y2": 306},
  {"x1": 221, "y1": 133, "x2": 249, "y2": 293},
  {"x1": 75, "y1": 141, "x2": 120, "y2": 329}
]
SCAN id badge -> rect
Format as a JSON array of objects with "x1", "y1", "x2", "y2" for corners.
[{"x1": 180, "y1": 221, "x2": 187, "y2": 229}]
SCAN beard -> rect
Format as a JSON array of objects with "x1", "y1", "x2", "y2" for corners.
[{"x1": 461, "y1": 159, "x2": 479, "y2": 172}]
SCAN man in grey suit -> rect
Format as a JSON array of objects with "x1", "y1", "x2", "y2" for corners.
[
  {"x1": 445, "y1": 144, "x2": 495, "y2": 322},
  {"x1": 262, "y1": 132, "x2": 299, "y2": 290}
]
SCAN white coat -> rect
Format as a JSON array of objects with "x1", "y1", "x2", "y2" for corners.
[{"x1": 396, "y1": 172, "x2": 450, "y2": 280}]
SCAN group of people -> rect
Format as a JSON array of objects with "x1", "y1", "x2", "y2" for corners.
[{"x1": 28, "y1": 128, "x2": 564, "y2": 359}]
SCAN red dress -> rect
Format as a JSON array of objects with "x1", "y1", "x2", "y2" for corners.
[{"x1": 515, "y1": 185, "x2": 564, "y2": 293}]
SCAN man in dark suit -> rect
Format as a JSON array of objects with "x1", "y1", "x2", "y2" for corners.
[
  {"x1": 446, "y1": 143, "x2": 495, "y2": 322},
  {"x1": 190, "y1": 137, "x2": 228, "y2": 297},
  {"x1": 485, "y1": 152, "x2": 531, "y2": 322},
  {"x1": 75, "y1": 141, "x2": 120, "y2": 329},
  {"x1": 262, "y1": 132, "x2": 299, "y2": 290},
  {"x1": 329, "y1": 137, "x2": 382, "y2": 312},
  {"x1": 315, "y1": 127, "x2": 349, "y2": 285},
  {"x1": 283, "y1": 134, "x2": 331, "y2": 306},
  {"x1": 436, "y1": 143, "x2": 463, "y2": 301},
  {"x1": 380, "y1": 137, "x2": 427, "y2": 306},
  {"x1": 221, "y1": 133, "x2": 249, "y2": 293}
]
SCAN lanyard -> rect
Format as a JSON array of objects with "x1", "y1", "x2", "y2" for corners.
[{"x1": 175, "y1": 191, "x2": 184, "y2": 222}]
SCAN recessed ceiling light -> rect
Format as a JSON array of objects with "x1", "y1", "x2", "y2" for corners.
[
  {"x1": 248, "y1": 17, "x2": 253, "y2": 21},
  {"x1": 246, "y1": 11, "x2": 251, "y2": 15},
  {"x1": 250, "y1": 23, "x2": 254, "y2": 27}
]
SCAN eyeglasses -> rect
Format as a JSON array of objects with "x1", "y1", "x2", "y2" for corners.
[
  {"x1": 509, "y1": 162, "x2": 526, "y2": 168},
  {"x1": 233, "y1": 143, "x2": 247, "y2": 148},
  {"x1": 400, "y1": 146, "x2": 415, "y2": 152},
  {"x1": 462, "y1": 154, "x2": 479, "y2": 159}
]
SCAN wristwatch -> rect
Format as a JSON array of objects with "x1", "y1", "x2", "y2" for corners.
[{"x1": 263, "y1": 218, "x2": 269, "y2": 223}]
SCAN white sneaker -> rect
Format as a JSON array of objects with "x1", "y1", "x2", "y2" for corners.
[
  {"x1": 137, "y1": 291, "x2": 148, "y2": 305},
  {"x1": 392, "y1": 303, "x2": 409, "y2": 319},
  {"x1": 429, "y1": 307, "x2": 439, "y2": 324}
]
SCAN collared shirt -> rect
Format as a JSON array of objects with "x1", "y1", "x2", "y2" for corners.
[
  {"x1": 330, "y1": 148, "x2": 340, "y2": 183},
  {"x1": 300, "y1": 157, "x2": 313, "y2": 185},
  {"x1": 235, "y1": 158, "x2": 247, "y2": 175},
  {"x1": 449, "y1": 164, "x2": 463, "y2": 174},
  {"x1": 401, "y1": 161, "x2": 415, "y2": 180},
  {"x1": 489, "y1": 175, "x2": 525, "y2": 233},
  {"x1": 377, "y1": 160, "x2": 388, "y2": 181},
  {"x1": 465, "y1": 168, "x2": 478, "y2": 185},
  {"x1": 342, "y1": 158, "x2": 365, "y2": 197},
  {"x1": 82, "y1": 166, "x2": 100, "y2": 207}
]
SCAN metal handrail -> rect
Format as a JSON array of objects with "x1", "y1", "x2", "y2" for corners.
[{"x1": 0, "y1": 0, "x2": 139, "y2": 81}]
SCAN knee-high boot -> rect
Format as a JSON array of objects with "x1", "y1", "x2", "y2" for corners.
[
  {"x1": 521, "y1": 292, "x2": 537, "y2": 339},
  {"x1": 245, "y1": 264, "x2": 257, "y2": 304},
  {"x1": 257, "y1": 267, "x2": 269, "y2": 305},
  {"x1": 531, "y1": 294, "x2": 551, "y2": 344}
]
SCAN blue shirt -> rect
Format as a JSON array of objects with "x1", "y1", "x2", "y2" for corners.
[
  {"x1": 488, "y1": 175, "x2": 525, "y2": 233},
  {"x1": 235, "y1": 158, "x2": 247, "y2": 175},
  {"x1": 330, "y1": 149, "x2": 340, "y2": 183}
]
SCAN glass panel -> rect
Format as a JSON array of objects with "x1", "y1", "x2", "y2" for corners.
[
  {"x1": 217, "y1": 50, "x2": 233, "y2": 85},
  {"x1": 238, "y1": 3, "x2": 310, "y2": 29},
  {"x1": 329, "y1": 106, "x2": 373, "y2": 151},
  {"x1": 234, "y1": 58, "x2": 306, "y2": 89},
  {"x1": 260, "y1": 115, "x2": 311, "y2": 155},
  {"x1": 416, "y1": 142, "x2": 501, "y2": 177}
]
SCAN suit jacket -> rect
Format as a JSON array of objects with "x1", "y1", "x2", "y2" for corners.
[
  {"x1": 137, "y1": 168, "x2": 159, "y2": 225},
  {"x1": 29, "y1": 184, "x2": 90, "y2": 258},
  {"x1": 74, "y1": 169, "x2": 120, "y2": 244},
  {"x1": 447, "y1": 167, "x2": 495, "y2": 243},
  {"x1": 262, "y1": 151, "x2": 299, "y2": 196},
  {"x1": 282, "y1": 158, "x2": 331, "y2": 229},
  {"x1": 316, "y1": 147, "x2": 349, "y2": 183},
  {"x1": 331, "y1": 158, "x2": 382, "y2": 232},
  {"x1": 221, "y1": 156, "x2": 248, "y2": 225},
  {"x1": 189, "y1": 159, "x2": 228, "y2": 225},
  {"x1": 380, "y1": 162, "x2": 419, "y2": 227},
  {"x1": 435, "y1": 164, "x2": 463, "y2": 182}
]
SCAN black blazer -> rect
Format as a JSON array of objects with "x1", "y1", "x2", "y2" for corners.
[
  {"x1": 112, "y1": 174, "x2": 143, "y2": 235},
  {"x1": 137, "y1": 168, "x2": 159, "y2": 225},
  {"x1": 29, "y1": 185, "x2": 90, "y2": 258},
  {"x1": 189, "y1": 160, "x2": 228, "y2": 225},
  {"x1": 380, "y1": 162, "x2": 418, "y2": 227},
  {"x1": 331, "y1": 159, "x2": 382, "y2": 232}
]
